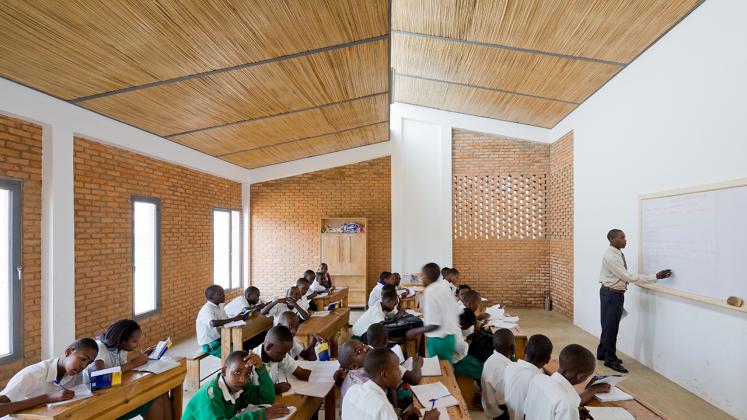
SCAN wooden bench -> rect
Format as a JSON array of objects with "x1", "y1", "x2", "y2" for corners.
[
  {"x1": 456, "y1": 373, "x2": 482, "y2": 410},
  {"x1": 185, "y1": 351, "x2": 220, "y2": 392}
]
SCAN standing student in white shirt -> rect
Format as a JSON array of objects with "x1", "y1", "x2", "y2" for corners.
[
  {"x1": 481, "y1": 328, "x2": 515, "y2": 420},
  {"x1": 224, "y1": 286, "x2": 266, "y2": 318},
  {"x1": 0, "y1": 338, "x2": 98, "y2": 415},
  {"x1": 524, "y1": 344, "x2": 610, "y2": 420},
  {"x1": 250, "y1": 326, "x2": 311, "y2": 395},
  {"x1": 504, "y1": 334, "x2": 553, "y2": 420},
  {"x1": 91, "y1": 319, "x2": 171, "y2": 420},
  {"x1": 598, "y1": 229, "x2": 672, "y2": 373},
  {"x1": 353, "y1": 289, "x2": 399, "y2": 338},
  {"x1": 196, "y1": 285, "x2": 248, "y2": 358},
  {"x1": 406, "y1": 262, "x2": 460, "y2": 361},
  {"x1": 342, "y1": 348, "x2": 439, "y2": 420}
]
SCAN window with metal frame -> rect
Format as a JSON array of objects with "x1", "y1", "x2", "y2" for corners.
[
  {"x1": 132, "y1": 196, "x2": 160, "y2": 318},
  {"x1": 0, "y1": 179, "x2": 22, "y2": 363},
  {"x1": 213, "y1": 208, "x2": 241, "y2": 290}
]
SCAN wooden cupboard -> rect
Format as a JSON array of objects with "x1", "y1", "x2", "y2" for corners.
[{"x1": 320, "y1": 218, "x2": 367, "y2": 307}]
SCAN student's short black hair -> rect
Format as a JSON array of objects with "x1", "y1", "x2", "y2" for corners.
[
  {"x1": 205, "y1": 284, "x2": 223, "y2": 299},
  {"x1": 287, "y1": 286, "x2": 300, "y2": 295},
  {"x1": 365, "y1": 323, "x2": 388, "y2": 348},
  {"x1": 381, "y1": 289, "x2": 399, "y2": 302},
  {"x1": 245, "y1": 286, "x2": 260, "y2": 296},
  {"x1": 304, "y1": 269, "x2": 315, "y2": 277},
  {"x1": 441, "y1": 267, "x2": 450, "y2": 275},
  {"x1": 338, "y1": 341, "x2": 359, "y2": 369},
  {"x1": 463, "y1": 290, "x2": 481, "y2": 303},
  {"x1": 278, "y1": 311, "x2": 300, "y2": 327},
  {"x1": 379, "y1": 271, "x2": 393, "y2": 281},
  {"x1": 381, "y1": 284, "x2": 397, "y2": 294},
  {"x1": 493, "y1": 328, "x2": 515, "y2": 355},
  {"x1": 296, "y1": 277, "x2": 310, "y2": 286},
  {"x1": 70, "y1": 337, "x2": 99, "y2": 354},
  {"x1": 525, "y1": 334, "x2": 553, "y2": 366},
  {"x1": 265, "y1": 326, "x2": 295, "y2": 344},
  {"x1": 422, "y1": 262, "x2": 441, "y2": 281},
  {"x1": 450, "y1": 267, "x2": 460, "y2": 275},
  {"x1": 607, "y1": 229, "x2": 624, "y2": 241},
  {"x1": 392, "y1": 272, "x2": 401, "y2": 278},
  {"x1": 459, "y1": 308, "x2": 477, "y2": 326},
  {"x1": 559, "y1": 344, "x2": 595, "y2": 374},
  {"x1": 99, "y1": 319, "x2": 142, "y2": 351},
  {"x1": 225, "y1": 350, "x2": 248, "y2": 367},
  {"x1": 456, "y1": 284, "x2": 472, "y2": 294},
  {"x1": 364, "y1": 348, "x2": 396, "y2": 377}
]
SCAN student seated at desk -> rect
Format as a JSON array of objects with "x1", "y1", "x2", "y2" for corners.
[
  {"x1": 91, "y1": 319, "x2": 171, "y2": 420},
  {"x1": 0, "y1": 338, "x2": 98, "y2": 415},
  {"x1": 368, "y1": 271, "x2": 393, "y2": 307},
  {"x1": 294, "y1": 278, "x2": 312, "y2": 313},
  {"x1": 336, "y1": 340, "x2": 371, "y2": 399},
  {"x1": 342, "y1": 348, "x2": 438, "y2": 420},
  {"x1": 456, "y1": 284, "x2": 472, "y2": 301},
  {"x1": 250, "y1": 326, "x2": 311, "y2": 395},
  {"x1": 524, "y1": 344, "x2": 610, "y2": 420},
  {"x1": 453, "y1": 308, "x2": 485, "y2": 382},
  {"x1": 366, "y1": 323, "x2": 423, "y2": 407},
  {"x1": 352, "y1": 289, "x2": 400, "y2": 339},
  {"x1": 183, "y1": 350, "x2": 290, "y2": 420},
  {"x1": 405, "y1": 262, "x2": 461, "y2": 362},
  {"x1": 504, "y1": 334, "x2": 553, "y2": 420},
  {"x1": 225, "y1": 286, "x2": 267, "y2": 318},
  {"x1": 317, "y1": 263, "x2": 333, "y2": 288},
  {"x1": 441, "y1": 266, "x2": 461, "y2": 297},
  {"x1": 261, "y1": 286, "x2": 310, "y2": 324},
  {"x1": 197, "y1": 285, "x2": 249, "y2": 358},
  {"x1": 302, "y1": 270, "x2": 319, "y2": 310},
  {"x1": 309, "y1": 271, "x2": 333, "y2": 295},
  {"x1": 480, "y1": 328, "x2": 515, "y2": 420},
  {"x1": 461, "y1": 290, "x2": 491, "y2": 322},
  {"x1": 276, "y1": 311, "x2": 321, "y2": 361}
]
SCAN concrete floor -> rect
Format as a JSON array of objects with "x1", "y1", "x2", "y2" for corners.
[{"x1": 168, "y1": 308, "x2": 734, "y2": 420}]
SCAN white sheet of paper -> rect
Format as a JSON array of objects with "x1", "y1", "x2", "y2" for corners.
[
  {"x1": 420, "y1": 407, "x2": 452, "y2": 420},
  {"x1": 410, "y1": 286, "x2": 425, "y2": 292},
  {"x1": 315, "y1": 292, "x2": 329, "y2": 298},
  {"x1": 595, "y1": 386, "x2": 634, "y2": 402},
  {"x1": 484, "y1": 305, "x2": 504, "y2": 318},
  {"x1": 406, "y1": 288, "x2": 416, "y2": 298},
  {"x1": 591, "y1": 375, "x2": 626, "y2": 387},
  {"x1": 90, "y1": 366, "x2": 121, "y2": 378},
  {"x1": 238, "y1": 405, "x2": 297, "y2": 419},
  {"x1": 585, "y1": 406, "x2": 635, "y2": 420},
  {"x1": 311, "y1": 310, "x2": 331, "y2": 317},
  {"x1": 223, "y1": 320, "x2": 246, "y2": 328},
  {"x1": 286, "y1": 377, "x2": 334, "y2": 398},
  {"x1": 410, "y1": 382, "x2": 452, "y2": 405},
  {"x1": 46, "y1": 384, "x2": 93, "y2": 407},
  {"x1": 391, "y1": 345, "x2": 405, "y2": 364},
  {"x1": 133, "y1": 358, "x2": 180, "y2": 374},
  {"x1": 296, "y1": 360, "x2": 340, "y2": 383},
  {"x1": 421, "y1": 356, "x2": 441, "y2": 376},
  {"x1": 405, "y1": 309, "x2": 422, "y2": 317}
]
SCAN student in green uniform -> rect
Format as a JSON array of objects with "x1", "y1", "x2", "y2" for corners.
[{"x1": 182, "y1": 350, "x2": 289, "y2": 420}]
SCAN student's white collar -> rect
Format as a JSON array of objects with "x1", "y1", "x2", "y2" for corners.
[
  {"x1": 492, "y1": 351, "x2": 511, "y2": 364},
  {"x1": 46, "y1": 357, "x2": 75, "y2": 385},
  {"x1": 550, "y1": 372, "x2": 579, "y2": 398},
  {"x1": 516, "y1": 359, "x2": 541, "y2": 372},
  {"x1": 362, "y1": 378, "x2": 388, "y2": 398},
  {"x1": 218, "y1": 374, "x2": 244, "y2": 403}
]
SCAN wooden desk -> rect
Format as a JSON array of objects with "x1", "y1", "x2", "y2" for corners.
[
  {"x1": 414, "y1": 360, "x2": 471, "y2": 420},
  {"x1": 274, "y1": 385, "x2": 336, "y2": 420},
  {"x1": 14, "y1": 363, "x2": 186, "y2": 420},
  {"x1": 220, "y1": 313, "x2": 274, "y2": 364},
  {"x1": 311, "y1": 287, "x2": 349, "y2": 309},
  {"x1": 296, "y1": 308, "x2": 350, "y2": 357},
  {"x1": 545, "y1": 360, "x2": 669, "y2": 420},
  {"x1": 512, "y1": 326, "x2": 527, "y2": 360}
]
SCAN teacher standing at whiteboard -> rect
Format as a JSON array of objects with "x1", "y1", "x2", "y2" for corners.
[{"x1": 598, "y1": 229, "x2": 672, "y2": 373}]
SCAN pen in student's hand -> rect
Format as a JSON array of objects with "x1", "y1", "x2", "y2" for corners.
[
  {"x1": 429, "y1": 398, "x2": 437, "y2": 410},
  {"x1": 53, "y1": 380, "x2": 67, "y2": 390}
]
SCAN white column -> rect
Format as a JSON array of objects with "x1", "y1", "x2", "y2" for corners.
[
  {"x1": 242, "y1": 183, "x2": 251, "y2": 288},
  {"x1": 41, "y1": 124, "x2": 76, "y2": 358}
]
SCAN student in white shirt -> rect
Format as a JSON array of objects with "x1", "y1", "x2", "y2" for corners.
[
  {"x1": 196, "y1": 285, "x2": 248, "y2": 358},
  {"x1": 250, "y1": 326, "x2": 311, "y2": 395},
  {"x1": 276, "y1": 311, "x2": 322, "y2": 361},
  {"x1": 504, "y1": 334, "x2": 553, "y2": 420},
  {"x1": 353, "y1": 289, "x2": 399, "y2": 338},
  {"x1": 441, "y1": 266, "x2": 461, "y2": 297},
  {"x1": 481, "y1": 328, "x2": 515, "y2": 420},
  {"x1": 294, "y1": 278, "x2": 312, "y2": 311},
  {"x1": 224, "y1": 286, "x2": 266, "y2": 318},
  {"x1": 524, "y1": 344, "x2": 609, "y2": 420},
  {"x1": 0, "y1": 338, "x2": 98, "y2": 415},
  {"x1": 453, "y1": 309, "x2": 484, "y2": 382},
  {"x1": 91, "y1": 319, "x2": 172, "y2": 420},
  {"x1": 365, "y1": 323, "x2": 424, "y2": 399},
  {"x1": 261, "y1": 286, "x2": 310, "y2": 324},
  {"x1": 406, "y1": 262, "x2": 460, "y2": 362},
  {"x1": 367, "y1": 271, "x2": 394, "y2": 307},
  {"x1": 342, "y1": 348, "x2": 438, "y2": 420}
]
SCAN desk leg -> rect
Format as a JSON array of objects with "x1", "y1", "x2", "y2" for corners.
[
  {"x1": 221, "y1": 329, "x2": 231, "y2": 365},
  {"x1": 171, "y1": 383, "x2": 184, "y2": 419},
  {"x1": 232, "y1": 329, "x2": 243, "y2": 353},
  {"x1": 324, "y1": 387, "x2": 336, "y2": 420}
]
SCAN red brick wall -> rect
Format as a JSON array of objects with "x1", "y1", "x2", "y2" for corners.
[
  {"x1": 0, "y1": 115, "x2": 42, "y2": 386},
  {"x1": 452, "y1": 129, "x2": 550, "y2": 308},
  {"x1": 74, "y1": 138, "x2": 242, "y2": 346},
  {"x1": 548, "y1": 131, "x2": 574, "y2": 318},
  {"x1": 250, "y1": 158, "x2": 391, "y2": 297}
]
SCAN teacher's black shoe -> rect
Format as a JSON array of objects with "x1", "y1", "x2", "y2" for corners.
[{"x1": 604, "y1": 361, "x2": 629, "y2": 373}]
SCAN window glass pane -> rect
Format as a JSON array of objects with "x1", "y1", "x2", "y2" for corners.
[
  {"x1": 231, "y1": 210, "x2": 240, "y2": 289},
  {"x1": 133, "y1": 201, "x2": 157, "y2": 315},
  {"x1": 0, "y1": 189, "x2": 10, "y2": 356},
  {"x1": 213, "y1": 210, "x2": 230, "y2": 288}
]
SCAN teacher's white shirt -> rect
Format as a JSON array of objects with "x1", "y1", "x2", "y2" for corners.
[{"x1": 599, "y1": 246, "x2": 656, "y2": 291}]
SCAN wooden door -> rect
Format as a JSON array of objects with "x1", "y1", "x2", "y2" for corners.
[
  {"x1": 321, "y1": 234, "x2": 343, "y2": 274},
  {"x1": 346, "y1": 234, "x2": 366, "y2": 275}
]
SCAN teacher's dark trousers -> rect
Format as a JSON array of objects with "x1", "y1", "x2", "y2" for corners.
[{"x1": 597, "y1": 286, "x2": 625, "y2": 363}]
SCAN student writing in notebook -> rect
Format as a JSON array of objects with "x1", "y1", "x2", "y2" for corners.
[
  {"x1": 0, "y1": 338, "x2": 98, "y2": 415},
  {"x1": 504, "y1": 334, "x2": 553, "y2": 420},
  {"x1": 309, "y1": 271, "x2": 332, "y2": 294},
  {"x1": 250, "y1": 326, "x2": 311, "y2": 395},
  {"x1": 294, "y1": 278, "x2": 312, "y2": 313},
  {"x1": 225, "y1": 286, "x2": 266, "y2": 318},
  {"x1": 196, "y1": 285, "x2": 249, "y2": 358},
  {"x1": 366, "y1": 323, "x2": 423, "y2": 408},
  {"x1": 91, "y1": 319, "x2": 171, "y2": 420},
  {"x1": 481, "y1": 328, "x2": 515, "y2": 420},
  {"x1": 262, "y1": 286, "x2": 310, "y2": 324},
  {"x1": 276, "y1": 311, "x2": 321, "y2": 361},
  {"x1": 182, "y1": 350, "x2": 289, "y2": 420}
]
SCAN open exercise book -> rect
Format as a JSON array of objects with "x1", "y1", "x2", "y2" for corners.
[
  {"x1": 410, "y1": 382, "x2": 459, "y2": 410},
  {"x1": 585, "y1": 407, "x2": 634, "y2": 420},
  {"x1": 283, "y1": 360, "x2": 339, "y2": 398},
  {"x1": 46, "y1": 384, "x2": 93, "y2": 407},
  {"x1": 238, "y1": 405, "x2": 297, "y2": 420},
  {"x1": 402, "y1": 356, "x2": 441, "y2": 376}
]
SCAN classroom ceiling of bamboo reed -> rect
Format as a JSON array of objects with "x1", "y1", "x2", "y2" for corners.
[
  {"x1": 391, "y1": 0, "x2": 703, "y2": 128},
  {"x1": 0, "y1": 0, "x2": 391, "y2": 169},
  {"x1": 0, "y1": 0, "x2": 704, "y2": 167}
]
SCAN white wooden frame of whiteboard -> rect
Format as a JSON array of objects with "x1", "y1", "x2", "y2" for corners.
[{"x1": 637, "y1": 177, "x2": 747, "y2": 315}]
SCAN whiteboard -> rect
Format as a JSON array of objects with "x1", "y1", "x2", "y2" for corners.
[{"x1": 640, "y1": 180, "x2": 747, "y2": 303}]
